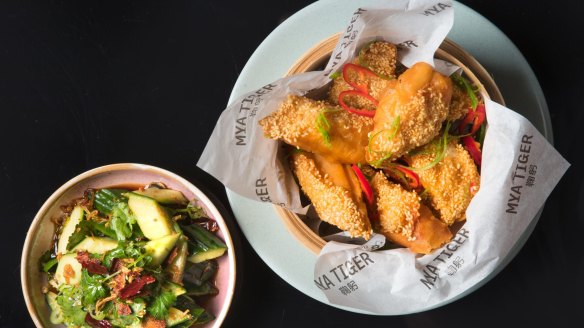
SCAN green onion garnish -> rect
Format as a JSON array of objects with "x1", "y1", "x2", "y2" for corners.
[
  {"x1": 409, "y1": 122, "x2": 452, "y2": 172},
  {"x1": 315, "y1": 108, "x2": 343, "y2": 147},
  {"x1": 451, "y1": 74, "x2": 478, "y2": 110}
]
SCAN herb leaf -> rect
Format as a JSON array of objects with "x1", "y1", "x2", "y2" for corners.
[
  {"x1": 94, "y1": 189, "x2": 127, "y2": 215},
  {"x1": 103, "y1": 242, "x2": 150, "y2": 268},
  {"x1": 147, "y1": 290, "x2": 176, "y2": 319},
  {"x1": 39, "y1": 250, "x2": 58, "y2": 273},
  {"x1": 67, "y1": 219, "x2": 117, "y2": 250},
  {"x1": 110, "y1": 202, "x2": 136, "y2": 241},
  {"x1": 174, "y1": 203, "x2": 207, "y2": 220},
  {"x1": 57, "y1": 285, "x2": 87, "y2": 326},
  {"x1": 80, "y1": 269, "x2": 107, "y2": 308}
]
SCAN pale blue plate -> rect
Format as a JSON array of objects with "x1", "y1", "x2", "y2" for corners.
[{"x1": 226, "y1": 0, "x2": 551, "y2": 314}]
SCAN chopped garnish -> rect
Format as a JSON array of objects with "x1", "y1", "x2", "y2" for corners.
[
  {"x1": 147, "y1": 290, "x2": 176, "y2": 320},
  {"x1": 80, "y1": 269, "x2": 107, "y2": 307},
  {"x1": 85, "y1": 313, "x2": 113, "y2": 328},
  {"x1": 410, "y1": 122, "x2": 451, "y2": 172},
  {"x1": 459, "y1": 103, "x2": 486, "y2": 135},
  {"x1": 76, "y1": 251, "x2": 108, "y2": 275},
  {"x1": 351, "y1": 164, "x2": 374, "y2": 206},
  {"x1": 338, "y1": 90, "x2": 378, "y2": 117},
  {"x1": 315, "y1": 111, "x2": 332, "y2": 146},
  {"x1": 451, "y1": 73, "x2": 478, "y2": 110},
  {"x1": 462, "y1": 136, "x2": 482, "y2": 167},
  {"x1": 119, "y1": 274, "x2": 155, "y2": 300},
  {"x1": 394, "y1": 166, "x2": 420, "y2": 189},
  {"x1": 367, "y1": 115, "x2": 400, "y2": 168},
  {"x1": 342, "y1": 63, "x2": 379, "y2": 94},
  {"x1": 314, "y1": 108, "x2": 343, "y2": 146},
  {"x1": 43, "y1": 185, "x2": 228, "y2": 327},
  {"x1": 329, "y1": 71, "x2": 341, "y2": 79}
]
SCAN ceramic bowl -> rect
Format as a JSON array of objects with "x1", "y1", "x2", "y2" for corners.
[
  {"x1": 278, "y1": 33, "x2": 505, "y2": 254},
  {"x1": 21, "y1": 163, "x2": 236, "y2": 327}
]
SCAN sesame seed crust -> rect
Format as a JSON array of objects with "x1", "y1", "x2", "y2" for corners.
[
  {"x1": 409, "y1": 139, "x2": 481, "y2": 225},
  {"x1": 290, "y1": 152, "x2": 372, "y2": 239},
  {"x1": 447, "y1": 82, "x2": 472, "y2": 121},
  {"x1": 366, "y1": 63, "x2": 452, "y2": 165},
  {"x1": 328, "y1": 73, "x2": 394, "y2": 108},
  {"x1": 358, "y1": 41, "x2": 398, "y2": 78},
  {"x1": 327, "y1": 41, "x2": 398, "y2": 108},
  {"x1": 259, "y1": 94, "x2": 373, "y2": 164},
  {"x1": 371, "y1": 172, "x2": 419, "y2": 240},
  {"x1": 380, "y1": 204, "x2": 452, "y2": 254},
  {"x1": 367, "y1": 86, "x2": 449, "y2": 163}
]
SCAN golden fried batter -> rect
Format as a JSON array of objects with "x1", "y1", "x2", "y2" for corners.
[
  {"x1": 328, "y1": 77, "x2": 394, "y2": 110},
  {"x1": 383, "y1": 205, "x2": 452, "y2": 254},
  {"x1": 328, "y1": 41, "x2": 398, "y2": 109},
  {"x1": 408, "y1": 139, "x2": 480, "y2": 225},
  {"x1": 366, "y1": 62, "x2": 453, "y2": 166},
  {"x1": 447, "y1": 82, "x2": 471, "y2": 121},
  {"x1": 358, "y1": 41, "x2": 398, "y2": 78},
  {"x1": 371, "y1": 172, "x2": 419, "y2": 239},
  {"x1": 371, "y1": 172, "x2": 451, "y2": 254},
  {"x1": 260, "y1": 95, "x2": 373, "y2": 164},
  {"x1": 290, "y1": 152, "x2": 372, "y2": 239}
]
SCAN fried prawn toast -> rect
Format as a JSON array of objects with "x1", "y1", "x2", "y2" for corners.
[
  {"x1": 290, "y1": 152, "x2": 372, "y2": 239},
  {"x1": 260, "y1": 94, "x2": 373, "y2": 164},
  {"x1": 328, "y1": 41, "x2": 398, "y2": 109},
  {"x1": 408, "y1": 138, "x2": 481, "y2": 225},
  {"x1": 358, "y1": 41, "x2": 399, "y2": 78},
  {"x1": 367, "y1": 62, "x2": 453, "y2": 165},
  {"x1": 447, "y1": 82, "x2": 472, "y2": 121},
  {"x1": 371, "y1": 172, "x2": 451, "y2": 254}
]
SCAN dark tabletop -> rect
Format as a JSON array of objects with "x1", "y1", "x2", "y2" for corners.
[{"x1": 1, "y1": 0, "x2": 582, "y2": 327}]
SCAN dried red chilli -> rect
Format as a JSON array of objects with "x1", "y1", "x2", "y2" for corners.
[
  {"x1": 351, "y1": 164, "x2": 374, "y2": 206},
  {"x1": 118, "y1": 275, "x2": 155, "y2": 300},
  {"x1": 75, "y1": 251, "x2": 108, "y2": 275},
  {"x1": 116, "y1": 302, "x2": 132, "y2": 316},
  {"x1": 462, "y1": 136, "x2": 482, "y2": 167},
  {"x1": 459, "y1": 103, "x2": 486, "y2": 135},
  {"x1": 338, "y1": 90, "x2": 377, "y2": 117}
]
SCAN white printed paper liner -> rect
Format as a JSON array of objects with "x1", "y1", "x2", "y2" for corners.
[
  {"x1": 197, "y1": 0, "x2": 569, "y2": 313},
  {"x1": 314, "y1": 99, "x2": 569, "y2": 313}
]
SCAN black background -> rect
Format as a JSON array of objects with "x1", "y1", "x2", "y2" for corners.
[{"x1": 1, "y1": 0, "x2": 583, "y2": 327}]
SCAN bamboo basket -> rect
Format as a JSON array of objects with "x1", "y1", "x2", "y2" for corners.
[{"x1": 278, "y1": 33, "x2": 504, "y2": 254}]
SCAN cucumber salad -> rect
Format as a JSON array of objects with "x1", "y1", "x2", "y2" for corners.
[{"x1": 40, "y1": 183, "x2": 228, "y2": 327}]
